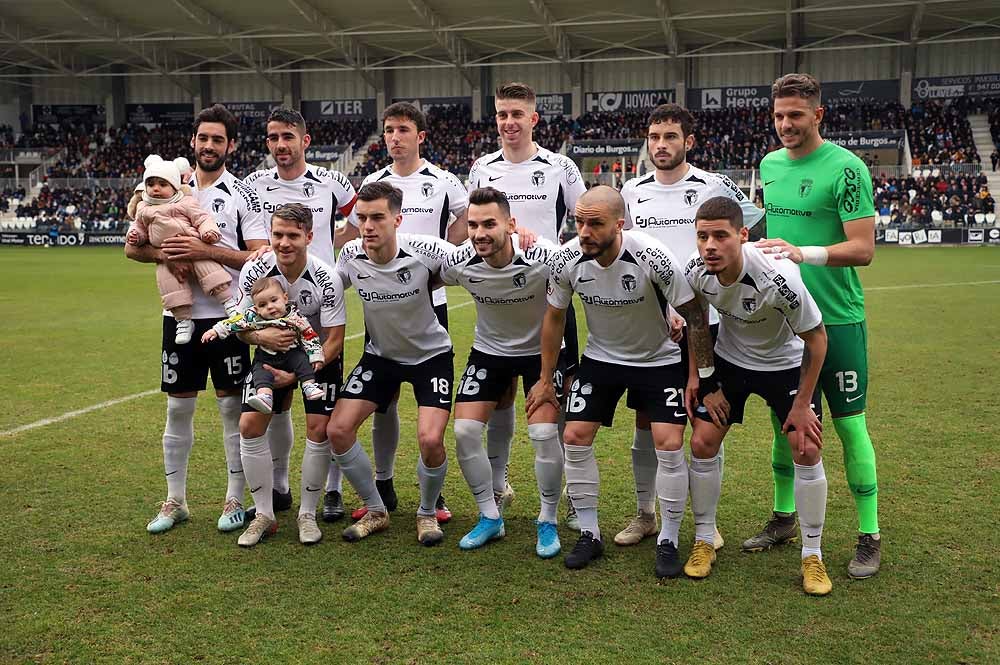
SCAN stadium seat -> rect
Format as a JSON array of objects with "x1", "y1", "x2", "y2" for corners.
[
  {"x1": 987, "y1": 213, "x2": 997, "y2": 225},
  {"x1": 975, "y1": 213, "x2": 986, "y2": 224},
  {"x1": 931, "y1": 210, "x2": 943, "y2": 223}
]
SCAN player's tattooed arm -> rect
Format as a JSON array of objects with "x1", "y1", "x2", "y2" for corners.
[
  {"x1": 784, "y1": 323, "x2": 827, "y2": 452},
  {"x1": 526, "y1": 305, "x2": 566, "y2": 418},
  {"x1": 677, "y1": 296, "x2": 729, "y2": 425},
  {"x1": 675, "y1": 297, "x2": 714, "y2": 372}
]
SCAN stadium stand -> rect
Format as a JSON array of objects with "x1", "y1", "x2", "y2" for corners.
[{"x1": 13, "y1": 185, "x2": 130, "y2": 232}]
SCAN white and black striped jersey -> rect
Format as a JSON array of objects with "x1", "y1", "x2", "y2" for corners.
[
  {"x1": 684, "y1": 244, "x2": 822, "y2": 372},
  {"x1": 467, "y1": 145, "x2": 586, "y2": 243},
  {"x1": 547, "y1": 231, "x2": 695, "y2": 367},
  {"x1": 179, "y1": 168, "x2": 270, "y2": 319},
  {"x1": 336, "y1": 233, "x2": 453, "y2": 365},
  {"x1": 235, "y1": 251, "x2": 347, "y2": 342},
  {"x1": 245, "y1": 164, "x2": 357, "y2": 267},
  {"x1": 441, "y1": 237, "x2": 555, "y2": 357}
]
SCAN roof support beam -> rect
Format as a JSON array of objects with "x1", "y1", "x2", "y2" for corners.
[
  {"x1": 0, "y1": 19, "x2": 77, "y2": 77},
  {"x1": 528, "y1": 0, "x2": 577, "y2": 82},
  {"x1": 406, "y1": 0, "x2": 477, "y2": 87},
  {"x1": 285, "y1": 0, "x2": 376, "y2": 88},
  {"x1": 655, "y1": 0, "x2": 680, "y2": 56},
  {"x1": 58, "y1": 0, "x2": 198, "y2": 95},
  {"x1": 172, "y1": 0, "x2": 286, "y2": 94}
]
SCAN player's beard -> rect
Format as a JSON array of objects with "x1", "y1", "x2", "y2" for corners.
[
  {"x1": 196, "y1": 147, "x2": 228, "y2": 173},
  {"x1": 652, "y1": 147, "x2": 685, "y2": 172},
  {"x1": 580, "y1": 233, "x2": 616, "y2": 258}
]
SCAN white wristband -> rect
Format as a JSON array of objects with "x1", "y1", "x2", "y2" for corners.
[
  {"x1": 697, "y1": 366, "x2": 715, "y2": 379},
  {"x1": 800, "y1": 246, "x2": 829, "y2": 266}
]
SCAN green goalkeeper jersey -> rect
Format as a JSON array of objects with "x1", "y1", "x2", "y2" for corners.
[{"x1": 760, "y1": 140, "x2": 874, "y2": 325}]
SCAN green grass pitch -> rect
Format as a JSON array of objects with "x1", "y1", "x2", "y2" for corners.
[{"x1": 0, "y1": 246, "x2": 997, "y2": 664}]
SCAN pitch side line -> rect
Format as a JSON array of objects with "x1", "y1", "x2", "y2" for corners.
[
  {"x1": 866, "y1": 279, "x2": 1000, "y2": 292},
  {"x1": 0, "y1": 298, "x2": 476, "y2": 438}
]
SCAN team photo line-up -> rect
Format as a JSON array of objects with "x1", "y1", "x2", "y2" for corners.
[{"x1": 127, "y1": 72, "x2": 880, "y2": 597}]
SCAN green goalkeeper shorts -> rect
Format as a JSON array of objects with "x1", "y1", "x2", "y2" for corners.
[{"x1": 820, "y1": 321, "x2": 869, "y2": 417}]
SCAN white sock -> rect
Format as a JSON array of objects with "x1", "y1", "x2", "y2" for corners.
[
  {"x1": 688, "y1": 454, "x2": 721, "y2": 545},
  {"x1": 325, "y1": 464, "x2": 343, "y2": 493},
  {"x1": 564, "y1": 444, "x2": 600, "y2": 541},
  {"x1": 372, "y1": 401, "x2": 400, "y2": 481},
  {"x1": 454, "y1": 419, "x2": 499, "y2": 519},
  {"x1": 529, "y1": 422, "x2": 562, "y2": 524},
  {"x1": 240, "y1": 434, "x2": 274, "y2": 520},
  {"x1": 718, "y1": 441, "x2": 725, "y2": 481},
  {"x1": 162, "y1": 396, "x2": 196, "y2": 502},
  {"x1": 655, "y1": 448, "x2": 688, "y2": 546},
  {"x1": 216, "y1": 395, "x2": 245, "y2": 502},
  {"x1": 795, "y1": 460, "x2": 828, "y2": 560},
  {"x1": 631, "y1": 428, "x2": 657, "y2": 514},
  {"x1": 487, "y1": 405, "x2": 516, "y2": 491},
  {"x1": 417, "y1": 456, "x2": 448, "y2": 517},
  {"x1": 299, "y1": 439, "x2": 331, "y2": 517},
  {"x1": 334, "y1": 441, "x2": 384, "y2": 513},
  {"x1": 267, "y1": 411, "x2": 294, "y2": 495}
]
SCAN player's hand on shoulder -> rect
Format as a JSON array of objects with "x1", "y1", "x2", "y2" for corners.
[
  {"x1": 515, "y1": 225, "x2": 538, "y2": 250},
  {"x1": 755, "y1": 238, "x2": 803, "y2": 263},
  {"x1": 245, "y1": 245, "x2": 272, "y2": 263}
]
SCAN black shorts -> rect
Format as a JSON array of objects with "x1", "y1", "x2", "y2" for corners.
[
  {"x1": 160, "y1": 316, "x2": 250, "y2": 394},
  {"x1": 565, "y1": 355, "x2": 688, "y2": 427},
  {"x1": 455, "y1": 348, "x2": 569, "y2": 404},
  {"x1": 340, "y1": 350, "x2": 454, "y2": 413},
  {"x1": 695, "y1": 354, "x2": 822, "y2": 426},
  {"x1": 242, "y1": 356, "x2": 343, "y2": 415},
  {"x1": 562, "y1": 301, "x2": 580, "y2": 376}
]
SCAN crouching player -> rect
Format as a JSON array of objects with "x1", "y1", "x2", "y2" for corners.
[
  {"x1": 683, "y1": 197, "x2": 832, "y2": 595},
  {"x1": 441, "y1": 187, "x2": 565, "y2": 558}
]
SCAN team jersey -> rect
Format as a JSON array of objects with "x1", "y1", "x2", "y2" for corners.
[
  {"x1": 441, "y1": 236, "x2": 555, "y2": 357},
  {"x1": 351, "y1": 160, "x2": 468, "y2": 237},
  {"x1": 467, "y1": 145, "x2": 586, "y2": 243},
  {"x1": 235, "y1": 252, "x2": 347, "y2": 343},
  {"x1": 178, "y1": 169, "x2": 270, "y2": 319},
  {"x1": 760, "y1": 141, "x2": 874, "y2": 325},
  {"x1": 621, "y1": 165, "x2": 763, "y2": 326},
  {"x1": 245, "y1": 163, "x2": 357, "y2": 267},
  {"x1": 336, "y1": 233, "x2": 453, "y2": 365},
  {"x1": 684, "y1": 244, "x2": 823, "y2": 372},
  {"x1": 547, "y1": 231, "x2": 695, "y2": 367}
]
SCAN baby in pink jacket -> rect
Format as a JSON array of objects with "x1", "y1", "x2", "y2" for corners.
[{"x1": 126, "y1": 154, "x2": 237, "y2": 344}]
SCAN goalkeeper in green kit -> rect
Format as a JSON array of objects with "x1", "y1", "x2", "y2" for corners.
[{"x1": 750, "y1": 73, "x2": 881, "y2": 579}]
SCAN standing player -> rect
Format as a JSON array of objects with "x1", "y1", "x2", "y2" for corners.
[
  {"x1": 441, "y1": 187, "x2": 564, "y2": 558},
  {"x1": 232, "y1": 203, "x2": 347, "y2": 547},
  {"x1": 125, "y1": 104, "x2": 269, "y2": 534},
  {"x1": 683, "y1": 196, "x2": 831, "y2": 595},
  {"x1": 753, "y1": 73, "x2": 882, "y2": 579},
  {"x1": 245, "y1": 108, "x2": 357, "y2": 521},
  {"x1": 468, "y1": 82, "x2": 587, "y2": 524},
  {"x1": 327, "y1": 182, "x2": 454, "y2": 546},
  {"x1": 339, "y1": 102, "x2": 468, "y2": 524},
  {"x1": 526, "y1": 186, "x2": 714, "y2": 570},
  {"x1": 615, "y1": 103, "x2": 765, "y2": 549}
]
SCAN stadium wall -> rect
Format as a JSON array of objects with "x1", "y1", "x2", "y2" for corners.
[
  {"x1": 391, "y1": 68, "x2": 475, "y2": 98},
  {"x1": 800, "y1": 49, "x2": 901, "y2": 83},
  {"x1": 916, "y1": 43, "x2": 1000, "y2": 76},
  {"x1": 125, "y1": 76, "x2": 197, "y2": 103},
  {"x1": 210, "y1": 74, "x2": 285, "y2": 105},
  {"x1": 490, "y1": 62, "x2": 573, "y2": 94},
  {"x1": 32, "y1": 76, "x2": 109, "y2": 105},
  {"x1": 300, "y1": 71, "x2": 375, "y2": 100},
  {"x1": 587, "y1": 60, "x2": 674, "y2": 92},
  {"x1": 689, "y1": 54, "x2": 781, "y2": 86}
]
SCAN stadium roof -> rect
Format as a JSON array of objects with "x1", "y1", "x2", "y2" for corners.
[{"x1": 0, "y1": 0, "x2": 997, "y2": 83}]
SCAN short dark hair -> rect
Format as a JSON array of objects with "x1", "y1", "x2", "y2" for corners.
[
  {"x1": 194, "y1": 104, "x2": 238, "y2": 142},
  {"x1": 382, "y1": 102, "x2": 427, "y2": 133},
  {"x1": 468, "y1": 186, "x2": 511, "y2": 219},
  {"x1": 772, "y1": 73, "x2": 822, "y2": 106},
  {"x1": 250, "y1": 276, "x2": 285, "y2": 298},
  {"x1": 696, "y1": 196, "x2": 744, "y2": 229},
  {"x1": 495, "y1": 82, "x2": 536, "y2": 105},
  {"x1": 358, "y1": 181, "x2": 403, "y2": 215},
  {"x1": 647, "y1": 103, "x2": 694, "y2": 138},
  {"x1": 271, "y1": 202, "x2": 313, "y2": 232},
  {"x1": 267, "y1": 107, "x2": 308, "y2": 134}
]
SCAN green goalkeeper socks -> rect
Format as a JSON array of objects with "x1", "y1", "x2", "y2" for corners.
[
  {"x1": 770, "y1": 413, "x2": 796, "y2": 514},
  {"x1": 768, "y1": 411, "x2": 880, "y2": 534},
  {"x1": 833, "y1": 413, "x2": 880, "y2": 534}
]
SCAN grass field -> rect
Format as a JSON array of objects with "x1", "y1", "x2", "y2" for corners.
[{"x1": 1, "y1": 245, "x2": 998, "y2": 664}]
